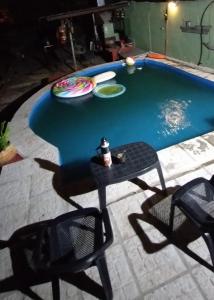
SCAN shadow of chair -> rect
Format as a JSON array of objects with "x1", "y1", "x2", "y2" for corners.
[
  {"x1": 128, "y1": 183, "x2": 214, "y2": 271},
  {"x1": 0, "y1": 207, "x2": 113, "y2": 300}
]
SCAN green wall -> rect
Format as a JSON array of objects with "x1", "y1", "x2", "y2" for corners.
[{"x1": 125, "y1": 0, "x2": 214, "y2": 68}]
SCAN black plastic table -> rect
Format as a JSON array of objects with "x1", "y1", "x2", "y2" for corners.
[{"x1": 90, "y1": 142, "x2": 166, "y2": 209}]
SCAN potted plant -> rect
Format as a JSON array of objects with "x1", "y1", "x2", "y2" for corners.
[{"x1": 0, "y1": 121, "x2": 16, "y2": 166}]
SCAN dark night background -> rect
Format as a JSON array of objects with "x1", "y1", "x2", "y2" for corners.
[
  {"x1": 0, "y1": 0, "x2": 184, "y2": 86},
  {"x1": 0, "y1": 1, "x2": 101, "y2": 80},
  {"x1": 0, "y1": 0, "x2": 125, "y2": 80}
]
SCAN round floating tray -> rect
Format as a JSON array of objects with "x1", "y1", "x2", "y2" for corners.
[
  {"x1": 52, "y1": 76, "x2": 96, "y2": 98},
  {"x1": 93, "y1": 83, "x2": 126, "y2": 98}
]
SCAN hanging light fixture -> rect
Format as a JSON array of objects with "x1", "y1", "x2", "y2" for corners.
[
  {"x1": 168, "y1": 1, "x2": 178, "y2": 9},
  {"x1": 168, "y1": 1, "x2": 178, "y2": 13}
]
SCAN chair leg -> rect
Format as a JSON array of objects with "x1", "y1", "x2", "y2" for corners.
[
  {"x1": 203, "y1": 233, "x2": 214, "y2": 269},
  {"x1": 98, "y1": 187, "x2": 107, "y2": 210},
  {"x1": 169, "y1": 203, "x2": 175, "y2": 234},
  {"x1": 209, "y1": 175, "x2": 214, "y2": 187},
  {"x1": 96, "y1": 255, "x2": 113, "y2": 300},
  {"x1": 51, "y1": 277, "x2": 60, "y2": 300},
  {"x1": 156, "y1": 162, "x2": 167, "y2": 194},
  {"x1": 0, "y1": 240, "x2": 8, "y2": 249}
]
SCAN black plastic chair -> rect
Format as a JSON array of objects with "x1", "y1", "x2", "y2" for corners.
[
  {"x1": 1, "y1": 207, "x2": 113, "y2": 300},
  {"x1": 169, "y1": 177, "x2": 214, "y2": 267}
]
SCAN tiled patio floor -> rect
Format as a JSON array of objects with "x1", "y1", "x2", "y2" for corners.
[{"x1": 1, "y1": 58, "x2": 214, "y2": 299}]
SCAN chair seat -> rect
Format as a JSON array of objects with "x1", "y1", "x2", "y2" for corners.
[{"x1": 173, "y1": 178, "x2": 214, "y2": 230}]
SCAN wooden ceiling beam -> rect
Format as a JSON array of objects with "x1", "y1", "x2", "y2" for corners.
[{"x1": 41, "y1": 1, "x2": 129, "y2": 22}]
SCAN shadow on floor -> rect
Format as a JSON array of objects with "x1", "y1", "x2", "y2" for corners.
[
  {"x1": 0, "y1": 221, "x2": 105, "y2": 300},
  {"x1": 128, "y1": 180, "x2": 214, "y2": 272},
  {"x1": 34, "y1": 158, "x2": 97, "y2": 209}
]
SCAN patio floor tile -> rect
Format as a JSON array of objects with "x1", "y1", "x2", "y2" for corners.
[
  {"x1": 10, "y1": 127, "x2": 45, "y2": 157},
  {"x1": 144, "y1": 274, "x2": 204, "y2": 300},
  {"x1": 157, "y1": 145, "x2": 196, "y2": 180},
  {"x1": 23, "y1": 282, "x2": 53, "y2": 300},
  {"x1": 176, "y1": 237, "x2": 211, "y2": 268},
  {"x1": 179, "y1": 137, "x2": 214, "y2": 166},
  {"x1": 0, "y1": 202, "x2": 30, "y2": 240},
  {"x1": 192, "y1": 265, "x2": 214, "y2": 300},
  {"x1": 109, "y1": 192, "x2": 147, "y2": 241},
  {"x1": 0, "y1": 248, "x2": 12, "y2": 281},
  {"x1": 106, "y1": 244, "x2": 139, "y2": 293},
  {"x1": 202, "y1": 131, "x2": 214, "y2": 146},
  {"x1": 0, "y1": 291, "x2": 24, "y2": 300},
  {"x1": 105, "y1": 181, "x2": 141, "y2": 205},
  {"x1": 82, "y1": 244, "x2": 141, "y2": 300},
  {"x1": 60, "y1": 280, "x2": 83, "y2": 300},
  {"x1": 174, "y1": 167, "x2": 211, "y2": 187},
  {"x1": 28, "y1": 189, "x2": 69, "y2": 223},
  {"x1": 0, "y1": 159, "x2": 36, "y2": 184},
  {"x1": 30, "y1": 167, "x2": 54, "y2": 198},
  {"x1": 0, "y1": 177, "x2": 31, "y2": 209},
  {"x1": 124, "y1": 235, "x2": 186, "y2": 293}
]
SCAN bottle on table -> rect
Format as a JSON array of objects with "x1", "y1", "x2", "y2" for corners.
[{"x1": 99, "y1": 137, "x2": 112, "y2": 167}]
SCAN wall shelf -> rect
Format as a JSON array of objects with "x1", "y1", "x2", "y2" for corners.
[{"x1": 180, "y1": 25, "x2": 211, "y2": 34}]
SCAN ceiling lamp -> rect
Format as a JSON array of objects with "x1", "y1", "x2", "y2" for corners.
[
  {"x1": 168, "y1": 1, "x2": 178, "y2": 10},
  {"x1": 168, "y1": 1, "x2": 178, "y2": 15}
]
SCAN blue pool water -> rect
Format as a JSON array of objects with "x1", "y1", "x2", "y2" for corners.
[{"x1": 29, "y1": 59, "x2": 214, "y2": 179}]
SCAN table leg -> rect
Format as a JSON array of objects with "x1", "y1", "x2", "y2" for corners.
[
  {"x1": 156, "y1": 162, "x2": 167, "y2": 194},
  {"x1": 98, "y1": 186, "x2": 107, "y2": 209}
]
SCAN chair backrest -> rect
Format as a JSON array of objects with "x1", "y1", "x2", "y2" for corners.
[
  {"x1": 48, "y1": 208, "x2": 103, "y2": 265},
  {"x1": 9, "y1": 221, "x2": 51, "y2": 273},
  {"x1": 173, "y1": 178, "x2": 214, "y2": 228}
]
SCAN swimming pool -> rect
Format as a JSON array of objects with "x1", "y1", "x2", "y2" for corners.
[{"x1": 29, "y1": 59, "x2": 214, "y2": 179}]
